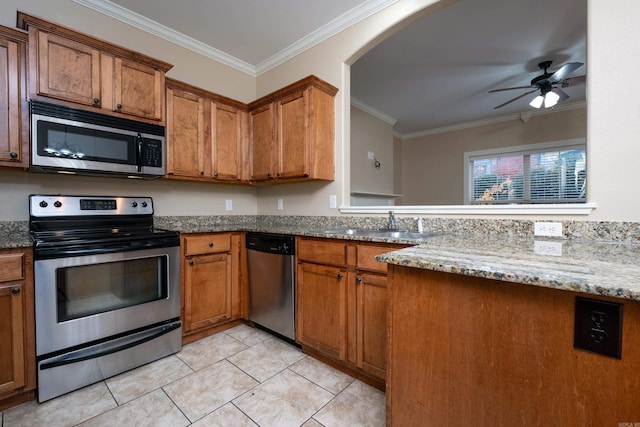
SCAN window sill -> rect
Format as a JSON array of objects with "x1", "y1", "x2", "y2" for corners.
[{"x1": 339, "y1": 203, "x2": 597, "y2": 215}]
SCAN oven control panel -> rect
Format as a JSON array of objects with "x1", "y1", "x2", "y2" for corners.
[{"x1": 30, "y1": 195, "x2": 154, "y2": 217}]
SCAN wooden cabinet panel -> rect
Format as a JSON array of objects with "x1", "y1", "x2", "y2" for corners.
[
  {"x1": 184, "y1": 252, "x2": 232, "y2": 332},
  {"x1": 249, "y1": 76, "x2": 337, "y2": 183},
  {"x1": 250, "y1": 104, "x2": 275, "y2": 181},
  {"x1": 166, "y1": 78, "x2": 248, "y2": 183},
  {"x1": 36, "y1": 31, "x2": 101, "y2": 107},
  {"x1": 0, "y1": 283, "x2": 25, "y2": 395},
  {"x1": 19, "y1": 13, "x2": 172, "y2": 124},
  {"x1": 0, "y1": 26, "x2": 28, "y2": 167},
  {"x1": 356, "y1": 272, "x2": 387, "y2": 380},
  {"x1": 114, "y1": 57, "x2": 163, "y2": 121},
  {"x1": 356, "y1": 245, "x2": 392, "y2": 274},
  {"x1": 184, "y1": 234, "x2": 231, "y2": 256},
  {"x1": 296, "y1": 262, "x2": 347, "y2": 360},
  {"x1": 166, "y1": 87, "x2": 206, "y2": 178},
  {"x1": 0, "y1": 248, "x2": 35, "y2": 410},
  {"x1": 297, "y1": 239, "x2": 347, "y2": 266}
]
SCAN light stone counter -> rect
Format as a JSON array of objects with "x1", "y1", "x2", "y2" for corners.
[{"x1": 376, "y1": 234, "x2": 640, "y2": 301}]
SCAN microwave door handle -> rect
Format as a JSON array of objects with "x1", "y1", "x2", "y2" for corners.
[{"x1": 135, "y1": 134, "x2": 143, "y2": 172}]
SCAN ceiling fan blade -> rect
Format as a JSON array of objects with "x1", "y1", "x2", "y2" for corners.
[
  {"x1": 562, "y1": 75, "x2": 586, "y2": 87},
  {"x1": 489, "y1": 85, "x2": 532, "y2": 93},
  {"x1": 493, "y1": 89, "x2": 538, "y2": 109},
  {"x1": 550, "y1": 62, "x2": 583, "y2": 82},
  {"x1": 551, "y1": 88, "x2": 570, "y2": 103}
]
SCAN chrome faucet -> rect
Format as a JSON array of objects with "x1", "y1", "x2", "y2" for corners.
[{"x1": 388, "y1": 210, "x2": 397, "y2": 230}]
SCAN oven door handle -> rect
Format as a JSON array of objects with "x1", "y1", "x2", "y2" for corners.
[{"x1": 39, "y1": 321, "x2": 181, "y2": 370}]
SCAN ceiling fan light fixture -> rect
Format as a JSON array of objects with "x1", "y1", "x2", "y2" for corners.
[
  {"x1": 544, "y1": 90, "x2": 560, "y2": 108},
  {"x1": 529, "y1": 95, "x2": 544, "y2": 108}
]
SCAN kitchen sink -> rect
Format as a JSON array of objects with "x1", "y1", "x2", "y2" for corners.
[{"x1": 321, "y1": 228, "x2": 437, "y2": 240}]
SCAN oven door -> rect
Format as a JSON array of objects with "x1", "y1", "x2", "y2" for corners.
[{"x1": 34, "y1": 245, "x2": 180, "y2": 356}]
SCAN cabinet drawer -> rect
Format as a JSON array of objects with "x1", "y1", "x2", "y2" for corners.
[
  {"x1": 183, "y1": 234, "x2": 231, "y2": 256},
  {"x1": 356, "y1": 245, "x2": 395, "y2": 274},
  {"x1": 0, "y1": 253, "x2": 24, "y2": 282},
  {"x1": 297, "y1": 239, "x2": 347, "y2": 267}
]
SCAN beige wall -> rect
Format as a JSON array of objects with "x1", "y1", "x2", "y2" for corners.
[
  {"x1": 350, "y1": 106, "x2": 395, "y2": 195},
  {"x1": 2, "y1": 0, "x2": 640, "y2": 222},
  {"x1": 399, "y1": 107, "x2": 587, "y2": 205}
]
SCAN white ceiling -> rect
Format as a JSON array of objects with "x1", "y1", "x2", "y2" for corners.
[{"x1": 73, "y1": 0, "x2": 587, "y2": 135}]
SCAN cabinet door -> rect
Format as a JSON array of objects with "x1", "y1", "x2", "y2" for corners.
[
  {"x1": 356, "y1": 272, "x2": 388, "y2": 380},
  {"x1": 36, "y1": 31, "x2": 101, "y2": 107},
  {"x1": 0, "y1": 36, "x2": 24, "y2": 165},
  {"x1": 184, "y1": 253, "x2": 232, "y2": 332},
  {"x1": 212, "y1": 102, "x2": 243, "y2": 181},
  {"x1": 113, "y1": 57, "x2": 163, "y2": 121},
  {"x1": 278, "y1": 90, "x2": 309, "y2": 179},
  {"x1": 166, "y1": 87, "x2": 207, "y2": 178},
  {"x1": 250, "y1": 104, "x2": 275, "y2": 181},
  {"x1": 296, "y1": 262, "x2": 347, "y2": 360},
  {"x1": 0, "y1": 283, "x2": 25, "y2": 395}
]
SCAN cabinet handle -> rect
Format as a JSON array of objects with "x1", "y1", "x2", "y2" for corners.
[
  {"x1": 208, "y1": 242, "x2": 214, "y2": 247},
  {"x1": 337, "y1": 273, "x2": 344, "y2": 279},
  {"x1": 9, "y1": 152, "x2": 18, "y2": 159},
  {"x1": 276, "y1": 172, "x2": 281, "y2": 178},
  {"x1": 199, "y1": 171, "x2": 204, "y2": 176},
  {"x1": 93, "y1": 97, "x2": 100, "y2": 104},
  {"x1": 11, "y1": 287, "x2": 20, "y2": 294},
  {"x1": 214, "y1": 172, "x2": 219, "y2": 178},
  {"x1": 356, "y1": 277, "x2": 362, "y2": 283},
  {"x1": 188, "y1": 260, "x2": 194, "y2": 266},
  {"x1": 267, "y1": 172, "x2": 272, "y2": 178},
  {"x1": 116, "y1": 103, "x2": 123, "y2": 110}
]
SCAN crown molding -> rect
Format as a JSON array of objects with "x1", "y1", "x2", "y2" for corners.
[
  {"x1": 399, "y1": 100, "x2": 587, "y2": 140},
  {"x1": 351, "y1": 97, "x2": 398, "y2": 125},
  {"x1": 72, "y1": 0, "x2": 398, "y2": 77}
]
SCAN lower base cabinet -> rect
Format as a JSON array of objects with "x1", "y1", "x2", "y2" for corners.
[
  {"x1": 296, "y1": 237, "x2": 407, "y2": 387},
  {"x1": 181, "y1": 233, "x2": 244, "y2": 343},
  {"x1": 0, "y1": 248, "x2": 35, "y2": 410}
]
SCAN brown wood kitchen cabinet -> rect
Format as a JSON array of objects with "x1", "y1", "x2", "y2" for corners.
[
  {"x1": 18, "y1": 13, "x2": 172, "y2": 124},
  {"x1": 166, "y1": 79, "x2": 249, "y2": 182},
  {"x1": 0, "y1": 248, "x2": 36, "y2": 410},
  {"x1": 296, "y1": 237, "x2": 407, "y2": 388},
  {"x1": 181, "y1": 233, "x2": 243, "y2": 344},
  {"x1": 248, "y1": 75, "x2": 337, "y2": 183},
  {"x1": 0, "y1": 25, "x2": 28, "y2": 168}
]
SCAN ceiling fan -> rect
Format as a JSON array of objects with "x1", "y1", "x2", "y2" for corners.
[{"x1": 490, "y1": 60, "x2": 586, "y2": 109}]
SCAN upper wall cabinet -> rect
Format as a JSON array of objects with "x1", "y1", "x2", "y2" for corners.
[
  {"x1": 248, "y1": 75, "x2": 338, "y2": 183},
  {"x1": 165, "y1": 78, "x2": 249, "y2": 183},
  {"x1": 18, "y1": 13, "x2": 172, "y2": 124},
  {"x1": 0, "y1": 25, "x2": 28, "y2": 168}
]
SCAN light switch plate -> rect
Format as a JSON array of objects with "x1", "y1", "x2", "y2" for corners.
[
  {"x1": 225, "y1": 199, "x2": 232, "y2": 211},
  {"x1": 277, "y1": 198, "x2": 284, "y2": 210},
  {"x1": 329, "y1": 195, "x2": 337, "y2": 209}
]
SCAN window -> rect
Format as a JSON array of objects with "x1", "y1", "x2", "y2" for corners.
[{"x1": 465, "y1": 139, "x2": 586, "y2": 205}]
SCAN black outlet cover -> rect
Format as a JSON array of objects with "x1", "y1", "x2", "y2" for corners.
[{"x1": 574, "y1": 297, "x2": 623, "y2": 359}]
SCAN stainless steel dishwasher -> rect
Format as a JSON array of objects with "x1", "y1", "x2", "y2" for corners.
[{"x1": 246, "y1": 233, "x2": 296, "y2": 341}]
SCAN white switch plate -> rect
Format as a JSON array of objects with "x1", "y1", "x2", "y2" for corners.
[
  {"x1": 225, "y1": 199, "x2": 233, "y2": 211},
  {"x1": 533, "y1": 240, "x2": 563, "y2": 256},
  {"x1": 329, "y1": 195, "x2": 337, "y2": 209},
  {"x1": 277, "y1": 198, "x2": 284, "y2": 210},
  {"x1": 534, "y1": 222, "x2": 563, "y2": 237},
  {"x1": 368, "y1": 151, "x2": 375, "y2": 160}
]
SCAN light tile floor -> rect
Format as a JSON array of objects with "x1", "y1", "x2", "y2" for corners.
[{"x1": 1, "y1": 324, "x2": 386, "y2": 427}]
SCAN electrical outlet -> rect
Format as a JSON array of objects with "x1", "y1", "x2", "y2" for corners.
[
  {"x1": 534, "y1": 222, "x2": 563, "y2": 237},
  {"x1": 574, "y1": 297, "x2": 623, "y2": 359},
  {"x1": 533, "y1": 240, "x2": 562, "y2": 256},
  {"x1": 368, "y1": 151, "x2": 375, "y2": 160},
  {"x1": 329, "y1": 195, "x2": 337, "y2": 209},
  {"x1": 277, "y1": 198, "x2": 284, "y2": 210},
  {"x1": 225, "y1": 199, "x2": 232, "y2": 211}
]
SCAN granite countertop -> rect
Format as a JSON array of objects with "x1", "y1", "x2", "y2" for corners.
[{"x1": 376, "y1": 234, "x2": 640, "y2": 302}]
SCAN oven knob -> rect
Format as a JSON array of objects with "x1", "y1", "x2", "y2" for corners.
[
  {"x1": 54, "y1": 201, "x2": 62, "y2": 208},
  {"x1": 141, "y1": 202, "x2": 148, "y2": 208},
  {"x1": 131, "y1": 202, "x2": 138, "y2": 208},
  {"x1": 39, "y1": 201, "x2": 48, "y2": 208}
]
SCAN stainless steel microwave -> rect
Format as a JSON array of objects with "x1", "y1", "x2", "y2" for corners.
[{"x1": 30, "y1": 101, "x2": 166, "y2": 178}]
